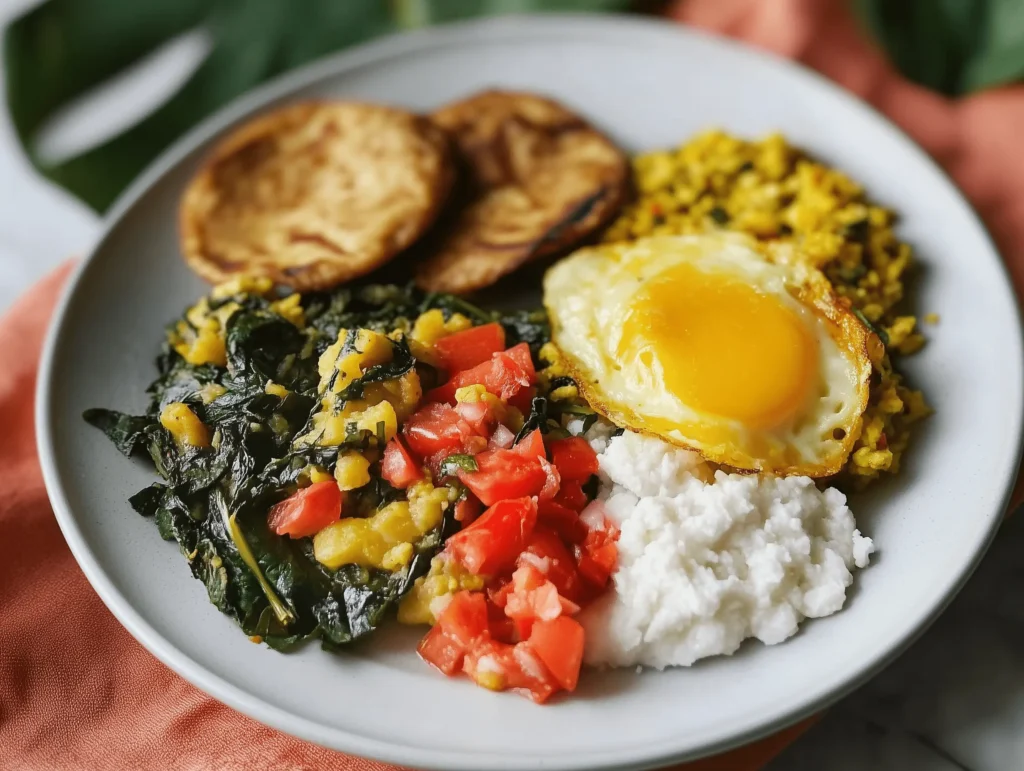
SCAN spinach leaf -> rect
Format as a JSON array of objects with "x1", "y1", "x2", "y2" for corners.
[
  {"x1": 226, "y1": 309, "x2": 304, "y2": 384},
  {"x1": 84, "y1": 280, "x2": 554, "y2": 654},
  {"x1": 82, "y1": 408, "x2": 155, "y2": 457},
  {"x1": 499, "y1": 309, "x2": 551, "y2": 356},
  {"x1": 855, "y1": 0, "x2": 1024, "y2": 96}
]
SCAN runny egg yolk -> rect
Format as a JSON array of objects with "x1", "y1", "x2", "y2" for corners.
[{"x1": 621, "y1": 263, "x2": 819, "y2": 429}]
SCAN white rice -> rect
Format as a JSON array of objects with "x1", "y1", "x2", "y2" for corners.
[{"x1": 569, "y1": 422, "x2": 874, "y2": 670}]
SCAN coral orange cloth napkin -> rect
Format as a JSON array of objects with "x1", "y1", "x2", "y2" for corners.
[{"x1": 3, "y1": 1, "x2": 1024, "y2": 769}]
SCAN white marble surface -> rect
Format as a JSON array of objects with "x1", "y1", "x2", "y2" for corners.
[{"x1": 2, "y1": 1, "x2": 1021, "y2": 768}]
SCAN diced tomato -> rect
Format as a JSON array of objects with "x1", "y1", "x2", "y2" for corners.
[
  {"x1": 417, "y1": 624, "x2": 465, "y2": 675},
  {"x1": 575, "y1": 527, "x2": 619, "y2": 588},
  {"x1": 507, "y1": 386, "x2": 536, "y2": 414},
  {"x1": 504, "y1": 564, "x2": 574, "y2": 638},
  {"x1": 503, "y1": 342, "x2": 537, "y2": 382},
  {"x1": 446, "y1": 497, "x2": 538, "y2": 575},
  {"x1": 403, "y1": 403, "x2": 466, "y2": 457},
  {"x1": 454, "y1": 399, "x2": 497, "y2": 436},
  {"x1": 488, "y1": 579, "x2": 514, "y2": 609},
  {"x1": 528, "y1": 616, "x2": 585, "y2": 691},
  {"x1": 381, "y1": 438, "x2": 422, "y2": 489},
  {"x1": 548, "y1": 437, "x2": 600, "y2": 482},
  {"x1": 487, "y1": 611, "x2": 518, "y2": 644},
  {"x1": 428, "y1": 342, "x2": 536, "y2": 404},
  {"x1": 457, "y1": 449, "x2": 547, "y2": 506},
  {"x1": 462, "y1": 639, "x2": 560, "y2": 704},
  {"x1": 512, "y1": 428, "x2": 545, "y2": 460},
  {"x1": 454, "y1": 494, "x2": 483, "y2": 524},
  {"x1": 267, "y1": 481, "x2": 342, "y2": 538},
  {"x1": 435, "y1": 323, "x2": 506, "y2": 372},
  {"x1": 519, "y1": 527, "x2": 582, "y2": 601},
  {"x1": 418, "y1": 591, "x2": 489, "y2": 675},
  {"x1": 576, "y1": 554, "x2": 612, "y2": 588},
  {"x1": 438, "y1": 590, "x2": 489, "y2": 648},
  {"x1": 553, "y1": 480, "x2": 588, "y2": 512},
  {"x1": 538, "y1": 500, "x2": 588, "y2": 544},
  {"x1": 509, "y1": 644, "x2": 561, "y2": 704},
  {"x1": 537, "y1": 457, "x2": 561, "y2": 501}
]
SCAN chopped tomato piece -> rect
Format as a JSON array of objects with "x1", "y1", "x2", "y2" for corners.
[
  {"x1": 402, "y1": 403, "x2": 465, "y2": 457},
  {"x1": 438, "y1": 591, "x2": 489, "y2": 648},
  {"x1": 435, "y1": 323, "x2": 506, "y2": 372},
  {"x1": 462, "y1": 639, "x2": 560, "y2": 704},
  {"x1": 454, "y1": 399, "x2": 498, "y2": 435},
  {"x1": 418, "y1": 591, "x2": 489, "y2": 675},
  {"x1": 417, "y1": 624, "x2": 465, "y2": 675},
  {"x1": 381, "y1": 438, "x2": 422, "y2": 489},
  {"x1": 487, "y1": 610, "x2": 518, "y2": 644},
  {"x1": 519, "y1": 527, "x2": 582, "y2": 601},
  {"x1": 573, "y1": 518, "x2": 618, "y2": 589},
  {"x1": 549, "y1": 437, "x2": 599, "y2": 482},
  {"x1": 528, "y1": 616, "x2": 585, "y2": 691},
  {"x1": 537, "y1": 457, "x2": 561, "y2": 501},
  {"x1": 488, "y1": 579, "x2": 514, "y2": 609},
  {"x1": 428, "y1": 342, "x2": 536, "y2": 404},
  {"x1": 454, "y1": 495, "x2": 483, "y2": 524},
  {"x1": 457, "y1": 449, "x2": 547, "y2": 506},
  {"x1": 403, "y1": 402, "x2": 486, "y2": 458},
  {"x1": 446, "y1": 497, "x2": 538, "y2": 575},
  {"x1": 267, "y1": 481, "x2": 341, "y2": 538},
  {"x1": 553, "y1": 480, "x2": 588, "y2": 512},
  {"x1": 504, "y1": 564, "x2": 573, "y2": 638},
  {"x1": 576, "y1": 554, "x2": 612, "y2": 588},
  {"x1": 538, "y1": 500, "x2": 588, "y2": 544},
  {"x1": 512, "y1": 428, "x2": 545, "y2": 460},
  {"x1": 510, "y1": 643, "x2": 560, "y2": 704}
]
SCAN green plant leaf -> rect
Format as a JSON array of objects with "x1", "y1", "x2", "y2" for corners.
[
  {"x1": 855, "y1": 0, "x2": 1024, "y2": 96},
  {"x1": 4, "y1": 0, "x2": 632, "y2": 212}
]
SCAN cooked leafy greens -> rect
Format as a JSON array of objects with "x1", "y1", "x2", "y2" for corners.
[{"x1": 84, "y1": 282, "x2": 559, "y2": 650}]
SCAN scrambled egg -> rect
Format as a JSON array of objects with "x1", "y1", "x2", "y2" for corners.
[{"x1": 601, "y1": 131, "x2": 930, "y2": 485}]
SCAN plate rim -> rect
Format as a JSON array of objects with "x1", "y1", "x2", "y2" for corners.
[{"x1": 35, "y1": 12, "x2": 1024, "y2": 771}]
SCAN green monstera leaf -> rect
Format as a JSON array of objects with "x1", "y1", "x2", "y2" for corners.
[
  {"x1": 855, "y1": 0, "x2": 1024, "y2": 96},
  {"x1": 3, "y1": 0, "x2": 633, "y2": 213}
]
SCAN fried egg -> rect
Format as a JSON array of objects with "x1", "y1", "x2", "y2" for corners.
[{"x1": 543, "y1": 234, "x2": 875, "y2": 476}]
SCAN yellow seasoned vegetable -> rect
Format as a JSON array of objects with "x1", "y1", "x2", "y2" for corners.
[
  {"x1": 197, "y1": 383, "x2": 226, "y2": 404},
  {"x1": 269, "y1": 293, "x2": 305, "y2": 327},
  {"x1": 397, "y1": 555, "x2": 485, "y2": 626},
  {"x1": 410, "y1": 309, "x2": 472, "y2": 347},
  {"x1": 265, "y1": 381, "x2": 290, "y2": 398},
  {"x1": 159, "y1": 403, "x2": 210, "y2": 448},
  {"x1": 312, "y1": 481, "x2": 451, "y2": 572},
  {"x1": 334, "y1": 452, "x2": 371, "y2": 491},
  {"x1": 318, "y1": 328, "x2": 393, "y2": 394},
  {"x1": 211, "y1": 275, "x2": 274, "y2": 299}
]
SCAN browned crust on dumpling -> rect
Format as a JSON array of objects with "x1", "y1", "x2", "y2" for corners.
[
  {"x1": 180, "y1": 101, "x2": 454, "y2": 290},
  {"x1": 415, "y1": 90, "x2": 628, "y2": 294}
]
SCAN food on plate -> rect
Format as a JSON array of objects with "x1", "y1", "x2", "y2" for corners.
[
  {"x1": 545, "y1": 233, "x2": 873, "y2": 476},
  {"x1": 415, "y1": 90, "x2": 629, "y2": 294},
  {"x1": 89, "y1": 116, "x2": 931, "y2": 704},
  {"x1": 601, "y1": 130, "x2": 929, "y2": 485},
  {"x1": 575, "y1": 426, "x2": 873, "y2": 669},
  {"x1": 180, "y1": 102, "x2": 454, "y2": 290},
  {"x1": 86, "y1": 277, "x2": 609, "y2": 701}
]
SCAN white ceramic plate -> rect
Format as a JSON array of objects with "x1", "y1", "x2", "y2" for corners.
[{"x1": 37, "y1": 14, "x2": 1024, "y2": 771}]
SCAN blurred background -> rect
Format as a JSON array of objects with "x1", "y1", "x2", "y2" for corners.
[
  {"x1": 4, "y1": 2, "x2": 1024, "y2": 770},
  {"x1": 1, "y1": 0, "x2": 1020, "y2": 309}
]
